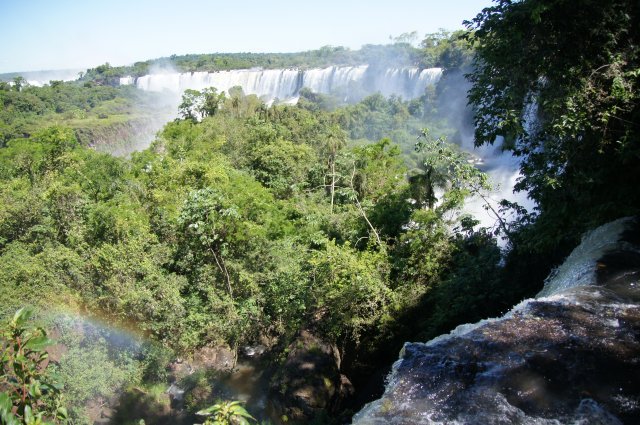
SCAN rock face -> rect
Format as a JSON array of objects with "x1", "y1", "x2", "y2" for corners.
[
  {"x1": 164, "y1": 346, "x2": 235, "y2": 410},
  {"x1": 75, "y1": 115, "x2": 172, "y2": 156},
  {"x1": 270, "y1": 330, "x2": 353, "y2": 423},
  {"x1": 353, "y1": 217, "x2": 640, "y2": 424},
  {"x1": 191, "y1": 345, "x2": 236, "y2": 371}
]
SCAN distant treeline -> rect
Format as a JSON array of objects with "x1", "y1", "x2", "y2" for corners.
[
  {"x1": 80, "y1": 31, "x2": 471, "y2": 84},
  {"x1": 0, "y1": 69, "x2": 83, "y2": 83}
]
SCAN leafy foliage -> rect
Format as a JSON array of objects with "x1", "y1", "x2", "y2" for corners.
[
  {"x1": 0, "y1": 308, "x2": 67, "y2": 425},
  {"x1": 465, "y1": 0, "x2": 640, "y2": 250},
  {"x1": 196, "y1": 400, "x2": 256, "y2": 425},
  {"x1": 0, "y1": 79, "x2": 168, "y2": 152},
  {"x1": 55, "y1": 339, "x2": 140, "y2": 422},
  {"x1": 419, "y1": 30, "x2": 475, "y2": 70},
  {"x1": 0, "y1": 32, "x2": 542, "y2": 422},
  {"x1": 309, "y1": 240, "x2": 392, "y2": 342},
  {"x1": 81, "y1": 43, "x2": 424, "y2": 80},
  {"x1": 0, "y1": 58, "x2": 504, "y2": 356}
]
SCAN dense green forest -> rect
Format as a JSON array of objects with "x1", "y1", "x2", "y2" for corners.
[
  {"x1": 1, "y1": 0, "x2": 639, "y2": 423},
  {"x1": 466, "y1": 0, "x2": 640, "y2": 267},
  {"x1": 0, "y1": 30, "x2": 513, "y2": 424},
  {"x1": 0, "y1": 78, "x2": 172, "y2": 156}
]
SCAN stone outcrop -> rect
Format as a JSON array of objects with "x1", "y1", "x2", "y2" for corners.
[
  {"x1": 270, "y1": 330, "x2": 354, "y2": 423},
  {"x1": 353, "y1": 218, "x2": 640, "y2": 424}
]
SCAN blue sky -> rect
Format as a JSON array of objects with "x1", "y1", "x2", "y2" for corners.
[{"x1": 0, "y1": 0, "x2": 493, "y2": 73}]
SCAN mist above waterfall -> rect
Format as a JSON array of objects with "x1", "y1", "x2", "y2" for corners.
[
  {"x1": 122, "y1": 65, "x2": 443, "y2": 104},
  {"x1": 0, "y1": 68, "x2": 83, "y2": 86}
]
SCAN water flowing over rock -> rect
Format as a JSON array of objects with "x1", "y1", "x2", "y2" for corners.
[
  {"x1": 353, "y1": 217, "x2": 640, "y2": 424},
  {"x1": 120, "y1": 66, "x2": 442, "y2": 103}
]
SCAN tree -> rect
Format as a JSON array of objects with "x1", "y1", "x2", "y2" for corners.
[
  {"x1": 309, "y1": 240, "x2": 391, "y2": 343},
  {"x1": 321, "y1": 125, "x2": 346, "y2": 213},
  {"x1": 391, "y1": 31, "x2": 419, "y2": 45},
  {"x1": 419, "y1": 30, "x2": 474, "y2": 69},
  {"x1": 391, "y1": 132, "x2": 495, "y2": 292},
  {"x1": 0, "y1": 308, "x2": 67, "y2": 425},
  {"x1": 177, "y1": 88, "x2": 227, "y2": 121},
  {"x1": 414, "y1": 130, "x2": 493, "y2": 214},
  {"x1": 11, "y1": 77, "x2": 25, "y2": 92},
  {"x1": 249, "y1": 138, "x2": 314, "y2": 199},
  {"x1": 465, "y1": 0, "x2": 640, "y2": 249},
  {"x1": 178, "y1": 188, "x2": 240, "y2": 299},
  {"x1": 179, "y1": 89, "x2": 205, "y2": 121},
  {"x1": 201, "y1": 88, "x2": 225, "y2": 117},
  {"x1": 342, "y1": 138, "x2": 408, "y2": 246}
]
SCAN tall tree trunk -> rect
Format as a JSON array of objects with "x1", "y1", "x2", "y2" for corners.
[
  {"x1": 350, "y1": 163, "x2": 382, "y2": 247},
  {"x1": 211, "y1": 247, "x2": 233, "y2": 300},
  {"x1": 330, "y1": 157, "x2": 336, "y2": 213}
]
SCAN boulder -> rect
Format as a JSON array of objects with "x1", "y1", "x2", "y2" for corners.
[{"x1": 271, "y1": 330, "x2": 353, "y2": 423}]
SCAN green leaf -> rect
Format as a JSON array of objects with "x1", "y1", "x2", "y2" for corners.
[
  {"x1": 11, "y1": 307, "x2": 33, "y2": 327},
  {"x1": 0, "y1": 392, "x2": 12, "y2": 413},
  {"x1": 0, "y1": 392, "x2": 20, "y2": 425},
  {"x1": 24, "y1": 405, "x2": 34, "y2": 424},
  {"x1": 229, "y1": 405, "x2": 255, "y2": 420},
  {"x1": 196, "y1": 405, "x2": 219, "y2": 416},
  {"x1": 56, "y1": 406, "x2": 68, "y2": 419},
  {"x1": 29, "y1": 381, "x2": 42, "y2": 398},
  {"x1": 24, "y1": 336, "x2": 53, "y2": 352}
]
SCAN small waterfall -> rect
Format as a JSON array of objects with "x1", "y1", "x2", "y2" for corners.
[
  {"x1": 461, "y1": 137, "x2": 530, "y2": 233},
  {"x1": 353, "y1": 217, "x2": 640, "y2": 424},
  {"x1": 119, "y1": 76, "x2": 135, "y2": 86},
  {"x1": 461, "y1": 99, "x2": 541, "y2": 233},
  {"x1": 121, "y1": 66, "x2": 442, "y2": 102},
  {"x1": 537, "y1": 217, "x2": 633, "y2": 297}
]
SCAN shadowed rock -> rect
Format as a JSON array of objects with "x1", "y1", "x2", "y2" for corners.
[{"x1": 354, "y1": 217, "x2": 640, "y2": 424}]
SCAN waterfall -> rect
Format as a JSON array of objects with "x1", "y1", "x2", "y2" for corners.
[
  {"x1": 537, "y1": 217, "x2": 633, "y2": 297},
  {"x1": 353, "y1": 217, "x2": 640, "y2": 424},
  {"x1": 301, "y1": 65, "x2": 368, "y2": 97},
  {"x1": 120, "y1": 65, "x2": 442, "y2": 102},
  {"x1": 460, "y1": 136, "x2": 531, "y2": 233},
  {"x1": 134, "y1": 69, "x2": 302, "y2": 100},
  {"x1": 461, "y1": 99, "x2": 540, "y2": 233},
  {"x1": 119, "y1": 76, "x2": 135, "y2": 86}
]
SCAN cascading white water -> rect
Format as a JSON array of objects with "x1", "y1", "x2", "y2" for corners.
[
  {"x1": 119, "y1": 76, "x2": 135, "y2": 86},
  {"x1": 461, "y1": 99, "x2": 540, "y2": 233},
  {"x1": 461, "y1": 140, "x2": 534, "y2": 234},
  {"x1": 301, "y1": 65, "x2": 369, "y2": 97},
  {"x1": 353, "y1": 217, "x2": 640, "y2": 424},
  {"x1": 121, "y1": 65, "x2": 442, "y2": 102},
  {"x1": 374, "y1": 67, "x2": 443, "y2": 98},
  {"x1": 135, "y1": 69, "x2": 302, "y2": 100},
  {"x1": 537, "y1": 217, "x2": 633, "y2": 297}
]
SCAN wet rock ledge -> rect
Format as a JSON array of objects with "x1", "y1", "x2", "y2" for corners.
[{"x1": 353, "y1": 217, "x2": 640, "y2": 424}]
